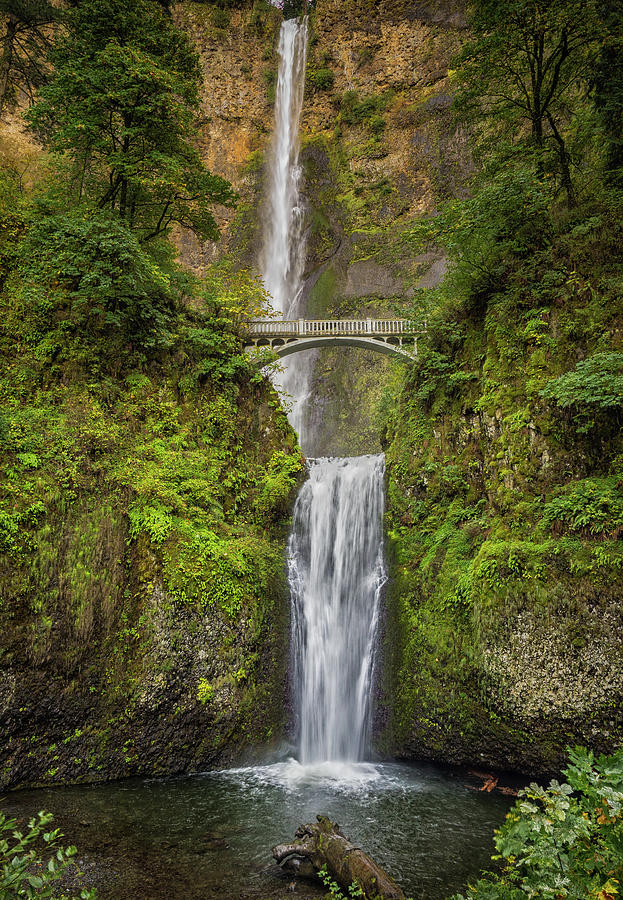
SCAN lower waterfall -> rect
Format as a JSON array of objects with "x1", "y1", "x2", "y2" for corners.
[{"x1": 288, "y1": 455, "x2": 387, "y2": 765}]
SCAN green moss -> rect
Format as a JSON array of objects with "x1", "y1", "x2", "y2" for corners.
[
  {"x1": 0, "y1": 219, "x2": 300, "y2": 789},
  {"x1": 381, "y1": 201, "x2": 623, "y2": 773}
]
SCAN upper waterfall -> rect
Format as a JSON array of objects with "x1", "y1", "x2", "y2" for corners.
[
  {"x1": 260, "y1": 17, "x2": 312, "y2": 446},
  {"x1": 260, "y1": 17, "x2": 308, "y2": 317}
]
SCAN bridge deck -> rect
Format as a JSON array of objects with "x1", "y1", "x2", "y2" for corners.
[{"x1": 247, "y1": 318, "x2": 423, "y2": 338}]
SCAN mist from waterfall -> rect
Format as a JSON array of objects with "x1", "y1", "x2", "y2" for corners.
[
  {"x1": 288, "y1": 455, "x2": 387, "y2": 765},
  {"x1": 260, "y1": 17, "x2": 313, "y2": 446}
]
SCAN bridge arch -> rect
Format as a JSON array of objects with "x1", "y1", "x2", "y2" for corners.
[{"x1": 247, "y1": 335, "x2": 416, "y2": 361}]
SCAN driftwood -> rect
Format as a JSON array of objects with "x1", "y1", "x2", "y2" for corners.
[
  {"x1": 272, "y1": 815, "x2": 405, "y2": 899},
  {"x1": 468, "y1": 770, "x2": 518, "y2": 797}
]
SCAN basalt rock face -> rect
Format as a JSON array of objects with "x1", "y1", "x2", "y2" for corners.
[
  {"x1": 173, "y1": 0, "x2": 469, "y2": 454},
  {"x1": 173, "y1": 0, "x2": 622, "y2": 776},
  {"x1": 0, "y1": 370, "x2": 301, "y2": 791},
  {"x1": 296, "y1": 0, "x2": 468, "y2": 455},
  {"x1": 173, "y1": 0, "x2": 468, "y2": 265},
  {"x1": 378, "y1": 248, "x2": 623, "y2": 775}
]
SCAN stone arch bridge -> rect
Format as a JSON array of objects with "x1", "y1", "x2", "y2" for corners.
[{"x1": 244, "y1": 318, "x2": 425, "y2": 361}]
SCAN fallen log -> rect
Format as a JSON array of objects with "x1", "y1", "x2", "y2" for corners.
[{"x1": 272, "y1": 815, "x2": 405, "y2": 899}]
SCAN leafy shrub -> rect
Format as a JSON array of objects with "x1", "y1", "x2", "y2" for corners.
[
  {"x1": 20, "y1": 209, "x2": 176, "y2": 350},
  {"x1": 308, "y1": 67, "x2": 334, "y2": 91},
  {"x1": 412, "y1": 349, "x2": 460, "y2": 409},
  {"x1": 0, "y1": 808, "x2": 96, "y2": 899},
  {"x1": 543, "y1": 477, "x2": 623, "y2": 537},
  {"x1": 452, "y1": 746, "x2": 623, "y2": 900},
  {"x1": 318, "y1": 865, "x2": 364, "y2": 899},
  {"x1": 406, "y1": 167, "x2": 554, "y2": 316},
  {"x1": 263, "y1": 67, "x2": 277, "y2": 103},
  {"x1": 339, "y1": 90, "x2": 390, "y2": 126},
  {"x1": 179, "y1": 318, "x2": 249, "y2": 387},
  {"x1": 368, "y1": 114, "x2": 386, "y2": 136},
  {"x1": 165, "y1": 527, "x2": 260, "y2": 618},
  {"x1": 128, "y1": 502, "x2": 174, "y2": 546},
  {"x1": 540, "y1": 352, "x2": 623, "y2": 428},
  {"x1": 254, "y1": 450, "x2": 303, "y2": 523}
]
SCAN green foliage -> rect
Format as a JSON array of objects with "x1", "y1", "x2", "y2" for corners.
[
  {"x1": 367, "y1": 115, "x2": 386, "y2": 136},
  {"x1": 210, "y1": 6, "x2": 230, "y2": 28},
  {"x1": 179, "y1": 312, "x2": 249, "y2": 387},
  {"x1": 0, "y1": 808, "x2": 96, "y2": 899},
  {"x1": 308, "y1": 67, "x2": 334, "y2": 91},
  {"x1": 197, "y1": 678, "x2": 214, "y2": 704},
  {"x1": 282, "y1": 0, "x2": 312, "y2": 18},
  {"x1": 543, "y1": 478, "x2": 623, "y2": 537},
  {"x1": 452, "y1": 747, "x2": 623, "y2": 900},
  {"x1": 339, "y1": 90, "x2": 392, "y2": 126},
  {"x1": 540, "y1": 352, "x2": 623, "y2": 430},
  {"x1": 254, "y1": 450, "x2": 303, "y2": 524},
  {"x1": 455, "y1": 0, "x2": 604, "y2": 206},
  {"x1": 593, "y1": 1, "x2": 623, "y2": 186},
  {"x1": 26, "y1": 0, "x2": 236, "y2": 242},
  {"x1": 19, "y1": 208, "x2": 177, "y2": 349},
  {"x1": 128, "y1": 501, "x2": 174, "y2": 545},
  {"x1": 263, "y1": 66, "x2": 277, "y2": 104},
  {"x1": 406, "y1": 167, "x2": 554, "y2": 316},
  {"x1": 318, "y1": 866, "x2": 364, "y2": 900}
]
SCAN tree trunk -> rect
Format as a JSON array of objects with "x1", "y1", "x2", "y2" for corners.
[
  {"x1": 0, "y1": 16, "x2": 17, "y2": 121},
  {"x1": 547, "y1": 112, "x2": 576, "y2": 207},
  {"x1": 272, "y1": 816, "x2": 405, "y2": 899}
]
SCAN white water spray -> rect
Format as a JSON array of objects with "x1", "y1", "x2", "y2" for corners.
[
  {"x1": 260, "y1": 17, "x2": 312, "y2": 445},
  {"x1": 288, "y1": 456, "x2": 387, "y2": 765}
]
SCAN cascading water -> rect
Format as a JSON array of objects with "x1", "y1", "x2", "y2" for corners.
[
  {"x1": 260, "y1": 17, "x2": 386, "y2": 772},
  {"x1": 288, "y1": 455, "x2": 387, "y2": 766},
  {"x1": 260, "y1": 17, "x2": 313, "y2": 446}
]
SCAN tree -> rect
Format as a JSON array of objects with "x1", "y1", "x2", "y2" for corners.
[
  {"x1": 0, "y1": 0, "x2": 56, "y2": 119},
  {"x1": 593, "y1": 0, "x2": 623, "y2": 187},
  {"x1": 456, "y1": 0, "x2": 604, "y2": 207},
  {"x1": 26, "y1": 0, "x2": 236, "y2": 242},
  {"x1": 20, "y1": 208, "x2": 180, "y2": 348}
]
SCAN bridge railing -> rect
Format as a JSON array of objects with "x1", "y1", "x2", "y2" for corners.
[{"x1": 247, "y1": 318, "x2": 424, "y2": 338}]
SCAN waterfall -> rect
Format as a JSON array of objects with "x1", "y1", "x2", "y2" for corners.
[
  {"x1": 288, "y1": 456, "x2": 387, "y2": 764},
  {"x1": 261, "y1": 18, "x2": 386, "y2": 774},
  {"x1": 260, "y1": 17, "x2": 312, "y2": 446}
]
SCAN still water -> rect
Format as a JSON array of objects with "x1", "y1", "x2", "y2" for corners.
[{"x1": 5, "y1": 759, "x2": 512, "y2": 899}]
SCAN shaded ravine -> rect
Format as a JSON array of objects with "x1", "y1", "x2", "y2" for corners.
[{"x1": 2, "y1": 17, "x2": 516, "y2": 900}]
